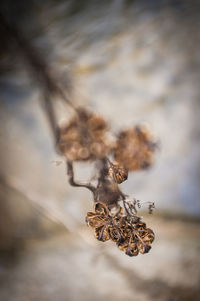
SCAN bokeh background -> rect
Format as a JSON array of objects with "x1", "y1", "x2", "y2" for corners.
[{"x1": 0, "y1": 1, "x2": 200, "y2": 301}]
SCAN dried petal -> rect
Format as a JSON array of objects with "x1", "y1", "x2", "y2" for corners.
[
  {"x1": 85, "y1": 213, "x2": 105, "y2": 228},
  {"x1": 95, "y1": 226, "x2": 110, "y2": 242},
  {"x1": 126, "y1": 242, "x2": 139, "y2": 257},
  {"x1": 137, "y1": 241, "x2": 151, "y2": 254},
  {"x1": 94, "y1": 202, "x2": 109, "y2": 216},
  {"x1": 117, "y1": 239, "x2": 129, "y2": 251},
  {"x1": 109, "y1": 227, "x2": 124, "y2": 243},
  {"x1": 134, "y1": 222, "x2": 146, "y2": 230},
  {"x1": 143, "y1": 228, "x2": 155, "y2": 243},
  {"x1": 108, "y1": 163, "x2": 128, "y2": 184}
]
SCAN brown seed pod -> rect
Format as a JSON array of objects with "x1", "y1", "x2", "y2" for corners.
[
  {"x1": 108, "y1": 162, "x2": 128, "y2": 184},
  {"x1": 114, "y1": 126, "x2": 157, "y2": 171}
]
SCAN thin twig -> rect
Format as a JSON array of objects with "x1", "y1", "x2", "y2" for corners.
[{"x1": 66, "y1": 161, "x2": 96, "y2": 194}]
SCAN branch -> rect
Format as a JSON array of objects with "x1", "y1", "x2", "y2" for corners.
[
  {"x1": 0, "y1": 13, "x2": 76, "y2": 144},
  {"x1": 66, "y1": 161, "x2": 96, "y2": 194}
]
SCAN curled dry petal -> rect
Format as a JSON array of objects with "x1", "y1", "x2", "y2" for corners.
[
  {"x1": 137, "y1": 241, "x2": 151, "y2": 254},
  {"x1": 109, "y1": 226, "x2": 124, "y2": 243},
  {"x1": 86, "y1": 201, "x2": 154, "y2": 257},
  {"x1": 117, "y1": 239, "x2": 129, "y2": 252},
  {"x1": 94, "y1": 202, "x2": 109, "y2": 216},
  {"x1": 143, "y1": 228, "x2": 155, "y2": 243},
  {"x1": 134, "y1": 222, "x2": 146, "y2": 230},
  {"x1": 126, "y1": 242, "x2": 139, "y2": 257},
  {"x1": 108, "y1": 163, "x2": 128, "y2": 184},
  {"x1": 85, "y1": 212, "x2": 105, "y2": 228},
  {"x1": 95, "y1": 226, "x2": 110, "y2": 242}
]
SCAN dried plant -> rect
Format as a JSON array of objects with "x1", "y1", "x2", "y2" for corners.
[
  {"x1": 57, "y1": 108, "x2": 111, "y2": 161},
  {"x1": 86, "y1": 202, "x2": 154, "y2": 256},
  {"x1": 1, "y1": 15, "x2": 157, "y2": 257},
  {"x1": 57, "y1": 107, "x2": 157, "y2": 256},
  {"x1": 114, "y1": 126, "x2": 157, "y2": 171}
]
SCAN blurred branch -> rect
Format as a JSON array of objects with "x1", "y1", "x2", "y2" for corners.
[
  {"x1": 67, "y1": 161, "x2": 96, "y2": 194},
  {"x1": 0, "y1": 12, "x2": 75, "y2": 143}
]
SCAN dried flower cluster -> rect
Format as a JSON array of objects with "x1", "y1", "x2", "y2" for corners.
[
  {"x1": 86, "y1": 202, "x2": 155, "y2": 256},
  {"x1": 58, "y1": 108, "x2": 111, "y2": 161},
  {"x1": 58, "y1": 109, "x2": 157, "y2": 176},
  {"x1": 56, "y1": 107, "x2": 157, "y2": 257},
  {"x1": 114, "y1": 126, "x2": 157, "y2": 171}
]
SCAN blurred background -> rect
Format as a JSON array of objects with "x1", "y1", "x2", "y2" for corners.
[{"x1": 0, "y1": 1, "x2": 200, "y2": 300}]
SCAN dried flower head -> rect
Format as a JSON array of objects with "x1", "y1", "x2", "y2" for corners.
[
  {"x1": 108, "y1": 162, "x2": 128, "y2": 184},
  {"x1": 114, "y1": 126, "x2": 157, "y2": 171},
  {"x1": 86, "y1": 201, "x2": 155, "y2": 257},
  {"x1": 57, "y1": 108, "x2": 111, "y2": 161}
]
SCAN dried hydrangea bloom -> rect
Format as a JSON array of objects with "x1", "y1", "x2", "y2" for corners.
[
  {"x1": 57, "y1": 108, "x2": 111, "y2": 161},
  {"x1": 108, "y1": 162, "x2": 128, "y2": 184},
  {"x1": 86, "y1": 202, "x2": 155, "y2": 257},
  {"x1": 115, "y1": 219, "x2": 155, "y2": 256},
  {"x1": 114, "y1": 126, "x2": 157, "y2": 171}
]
